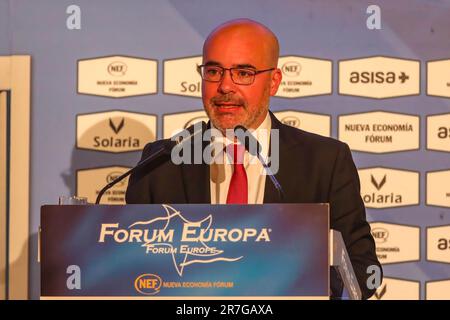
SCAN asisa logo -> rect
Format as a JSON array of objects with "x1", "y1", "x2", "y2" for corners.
[{"x1": 134, "y1": 274, "x2": 162, "y2": 295}]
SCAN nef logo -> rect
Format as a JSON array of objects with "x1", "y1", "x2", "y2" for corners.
[
  {"x1": 349, "y1": 71, "x2": 409, "y2": 84},
  {"x1": 281, "y1": 116, "x2": 300, "y2": 128},
  {"x1": 106, "y1": 171, "x2": 126, "y2": 187},
  {"x1": 107, "y1": 61, "x2": 127, "y2": 76},
  {"x1": 134, "y1": 274, "x2": 162, "y2": 295},
  {"x1": 281, "y1": 61, "x2": 301, "y2": 77},
  {"x1": 372, "y1": 228, "x2": 389, "y2": 243}
]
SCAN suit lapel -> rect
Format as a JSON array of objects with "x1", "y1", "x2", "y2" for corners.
[
  {"x1": 180, "y1": 122, "x2": 211, "y2": 204},
  {"x1": 181, "y1": 162, "x2": 210, "y2": 203},
  {"x1": 263, "y1": 112, "x2": 297, "y2": 203}
]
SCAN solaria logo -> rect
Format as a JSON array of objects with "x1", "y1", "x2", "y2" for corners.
[{"x1": 134, "y1": 274, "x2": 162, "y2": 295}]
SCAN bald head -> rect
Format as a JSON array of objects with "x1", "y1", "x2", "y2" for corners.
[
  {"x1": 201, "y1": 19, "x2": 283, "y2": 131},
  {"x1": 203, "y1": 19, "x2": 279, "y2": 68}
]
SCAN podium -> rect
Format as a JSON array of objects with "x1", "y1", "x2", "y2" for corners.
[{"x1": 40, "y1": 203, "x2": 360, "y2": 300}]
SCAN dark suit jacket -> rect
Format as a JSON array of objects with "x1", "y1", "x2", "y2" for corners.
[{"x1": 126, "y1": 111, "x2": 382, "y2": 299}]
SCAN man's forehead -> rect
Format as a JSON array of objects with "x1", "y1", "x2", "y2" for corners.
[
  {"x1": 206, "y1": 20, "x2": 275, "y2": 42},
  {"x1": 203, "y1": 60, "x2": 258, "y2": 69},
  {"x1": 204, "y1": 28, "x2": 271, "y2": 51},
  {"x1": 202, "y1": 36, "x2": 270, "y2": 66},
  {"x1": 202, "y1": 21, "x2": 279, "y2": 67}
]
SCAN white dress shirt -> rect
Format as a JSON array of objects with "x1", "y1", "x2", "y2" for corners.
[{"x1": 209, "y1": 112, "x2": 271, "y2": 204}]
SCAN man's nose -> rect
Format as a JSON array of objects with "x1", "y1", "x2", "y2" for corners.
[{"x1": 217, "y1": 69, "x2": 236, "y2": 94}]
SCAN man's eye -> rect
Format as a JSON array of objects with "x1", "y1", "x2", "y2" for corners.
[
  {"x1": 237, "y1": 69, "x2": 254, "y2": 77},
  {"x1": 206, "y1": 68, "x2": 220, "y2": 76}
]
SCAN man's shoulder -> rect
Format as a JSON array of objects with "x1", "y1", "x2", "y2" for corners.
[
  {"x1": 141, "y1": 124, "x2": 348, "y2": 156},
  {"x1": 141, "y1": 138, "x2": 172, "y2": 156}
]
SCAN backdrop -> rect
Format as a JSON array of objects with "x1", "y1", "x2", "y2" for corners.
[{"x1": 1, "y1": 0, "x2": 449, "y2": 299}]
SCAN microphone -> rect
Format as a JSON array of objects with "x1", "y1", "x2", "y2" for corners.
[
  {"x1": 95, "y1": 121, "x2": 207, "y2": 204},
  {"x1": 233, "y1": 125, "x2": 285, "y2": 201}
]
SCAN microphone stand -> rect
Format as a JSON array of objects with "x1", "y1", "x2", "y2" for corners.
[{"x1": 95, "y1": 143, "x2": 172, "y2": 204}]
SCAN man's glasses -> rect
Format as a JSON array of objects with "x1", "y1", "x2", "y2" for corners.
[{"x1": 197, "y1": 65, "x2": 275, "y2": 85}]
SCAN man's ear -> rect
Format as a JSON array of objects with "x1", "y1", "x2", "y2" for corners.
[{"x1": 269, "y1": 68, "x2": 282, "y2": 96}]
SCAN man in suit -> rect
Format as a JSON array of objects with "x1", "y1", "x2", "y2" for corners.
[{"x1": 126, "y1": 19, "x2": 381, "y2": 299}]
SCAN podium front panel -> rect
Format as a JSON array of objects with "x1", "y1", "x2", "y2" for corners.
[{"x1": 41, "y1": 203, "x2": 329, "y2": 299}]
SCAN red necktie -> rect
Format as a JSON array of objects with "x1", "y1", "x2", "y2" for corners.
[{"x1": 226, "y1": 143, "x2": 248, "y2": 204}]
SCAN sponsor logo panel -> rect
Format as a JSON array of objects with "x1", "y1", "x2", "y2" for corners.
[
  {"x1": 369, "y1": 277, "x2": 420, "y2": 300},
  {"x1": 77, "y1": 111, "x2": 156, "y2": 153},
  {"x1": 370, "y1": 222, "x2": 420, "y2": 264},
  {"x1": 163, "y1": 56, "x2": 202, "y2": 97},
  {"x1": 427, "y1": 113, "x2": 450, "y2": 152},
  {"x1": 427, "y1": 59, "x2": 450, "y2": 98},
  {"x1": 339, "y1": 111, "x2": 419, "y2": 153},
  {"x1": 339, "y1": 56, "x2": 420, "y2": 98},
  {"x1": 359, "y1": 168, "x2": 419, "y2": 209},
  {"x1": 427, "y1": 225, "x2": 450, "y2": 264},
  {"x1": 276, "y1": 56, "x2": 332, "y2": 98},
  {"x1": 273, "y1": 110, "x2": 331, "y2": 137},
  {"x1": 77, "y1": 166, "x2": 131, "y2": 204},
  {"x1": 163, "y1": 110, "x2": 208, "y2": 139},
  {"x1": 426, "y1": 280, "x2": 450, "y2": 299},
  {"x1": 427, "y1": 170, "x2": 450, "y2": 208},
  {"x1": 77, "y1": 55, "x2": 157, "y2": 97}
]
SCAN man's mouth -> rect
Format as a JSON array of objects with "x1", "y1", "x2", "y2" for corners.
[
  {"x1": 214, "y1": 101, "x2": 243, "y2": 108},
  {"x1": 214, "y1": 104, "x2": 243, "y2": 113},
  {"x1": 211, "y1": 95, "x2": 245, "y2": 112},
  {"x1": 215, "y1": 103, "x2": 241, "y2": 107}
]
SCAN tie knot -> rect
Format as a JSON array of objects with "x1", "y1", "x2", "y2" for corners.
[{"x1": 226, "y1": 143, "x2": 246, "y2": 165}]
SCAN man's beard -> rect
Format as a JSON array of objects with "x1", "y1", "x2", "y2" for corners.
[{"x1": 205, "y1": 87, "x2": 270, "y2": 132}]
